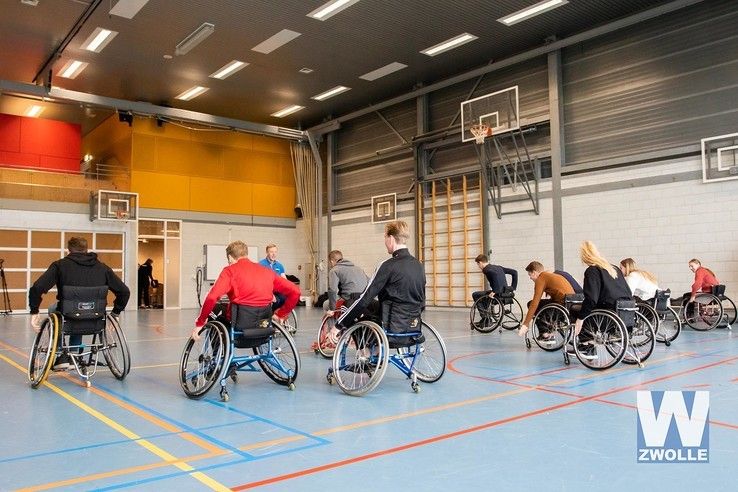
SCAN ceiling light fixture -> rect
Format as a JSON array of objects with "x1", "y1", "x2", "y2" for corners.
[
  {"x1": 110, "y1": 0, "x2": 150, "y2": 19},
  {"x1": 271, "y1": 105, "x2": 304, "y2": 118},
  {"x1": 252, "y1": 29, "x2": 301, "y2": 54},
  {"x1": 175, "y1": 86, "x2": 209, "y2": 101},
  {"x1": 26, "y1": 105, "x2": 44, "y2": 117},
  {"x1": 209, "y1": 60, "x2": 248, "y2": 79},
  {"x1": 299, "y1": 67, "x2": 314, "y2": 74},
  {"x1": 498, "y1": 0, "x2": 569, "y2": 26},
  {"x1": 81, "y1": 27, "x2": 118, "y2": 52},
  {"x1": 420, "y1": 33, "x2": 478, "y2": 56},
  {"x1": 175, "y1": 22, "x2": 215, "y2": 56},
  {"x1": 58, "y1": 60, "x2": 89, "y2": 79},
  {"x1": 360, "y1": 62, "x2": 407, "y2": 81},
  {"x1": 307, "y1": 0, "x2": 360, "y2": 21},
  {"x1": 311, "y1": 85, "x2": 351, "y2": 101}
]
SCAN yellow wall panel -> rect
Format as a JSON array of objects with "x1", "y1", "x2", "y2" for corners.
[
  {"x1": 189, "y1": 177, "x2": 253, "y2": 215},
  {"x1": 251, "y1": 184, "x2": 295, "y2": 218},
  {"x1": 156, "y1": 138, "x2": 224, "y2": 177},
  {"x1": 131, "y1": 134, "x2": 157, "y2": 171},
  {"x1": 252, "y1": 135, "x2": 290, "y2": 154},
  {"x1": 132, "y1": 171, "x2": 190, "y2": 210}
]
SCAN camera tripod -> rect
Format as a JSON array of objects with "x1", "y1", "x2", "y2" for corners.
[{"x1": 0, "y1": 259, "x2": 11, "y2": 314}]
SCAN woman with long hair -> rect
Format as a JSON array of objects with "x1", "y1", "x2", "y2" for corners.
[{"x1": 619, "y1": 258, "x2": 659, "y2": 301}]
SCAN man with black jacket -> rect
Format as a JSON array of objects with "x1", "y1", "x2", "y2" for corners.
[
  {"x1": 337, "y1": 221, "x2": 425, "y2": 334},
  {"x1": 29, "y1": 237, "x2": 130, "y2": 370}
]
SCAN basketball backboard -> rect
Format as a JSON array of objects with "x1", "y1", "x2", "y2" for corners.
[
  {"x1": 702, "y1": 132, "x2": 738, "y2": 183},
  {"x1": 460, "y1": 86, "x2": 519, "y2": 143}
]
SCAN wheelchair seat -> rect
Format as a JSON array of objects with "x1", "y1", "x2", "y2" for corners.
[
  {"x1": 231, "y1": 304, "x2": 274, "y2": 348},
  {"x1": 711, "y1": 284, "x2": 726, "y2": 298},
  {"x1": 565, "y1": 293, "x2": 585, "y2": 304},
  {"x1": 386, "y1": 332, "x2": 426, "y2": 348},
  {"x1": 653, "y1": 289, "x2": 671, "y2": 313},
  {"x1": 60, "y1": 285, "x2": 108, "y2": 335},
  {"x1": 615, "y1": 298, "x2": 638, "y2": 329}
]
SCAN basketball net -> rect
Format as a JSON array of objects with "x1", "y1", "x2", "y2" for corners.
[
  {"x1": 470, "y1": 124, "x2": 492, "y2": 145},
  {"x1": 115, "y1": 210, "x2": 129, "y2": 221}
]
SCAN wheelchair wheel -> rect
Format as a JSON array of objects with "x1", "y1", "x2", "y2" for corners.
[
  {"x1": 622, "y1": 312, "x2": 655, "y2": 365},
  {"x1": 316, "y1": 314, "x2": 337, "y2": 359},
  {"x1": 656, "y1": 307, "x2": 681, "y2": 344},
  {"x1": 254, "y1": 322, "x2": 300, "y2": 387},
  {"x1": 720, "y1": 296, "x2": 736, "y2": 326},
  {"x1": 102, "y1": 314, "x2": 131, "y2": 380},
  {"x1": 637, "y1": 303, "x2": 659, "y2": 336},
  {"x1": 332, "y1": 321, "x2": 389, "y2": 396},
  {"x1": 531, "y1": 304, "x2": 569, "y2": 352},
  {"x1": 470, "y1": 296, "x2": 502, "y2": 333},
  {"x1": 28, "y1": 314, "x2": 59, "y2": 388},
  {"x1": 409, "y1": 321, "x2": 447, "y2": 383},
  {"x1": 501, "y1": 298, "x2": 523, "y2": 330},
  {"x1": 575, "y1": 310, "x2": 627, "y2": 370},
  {"x1": 684, "y1": 295, "x2": 723, "y2": 331},
  {"x1": 179, "y1": 321, "x2": 230, "y2": 399},
  {"x1": 282, "y1": 310, "x2": 298, "y2": 335}
]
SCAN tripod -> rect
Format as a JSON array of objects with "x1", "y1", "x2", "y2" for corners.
[{"x1": 0, "y1": 259, "x2": 11, "y2": 314}]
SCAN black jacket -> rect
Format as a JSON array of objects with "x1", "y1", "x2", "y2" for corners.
[
  {"x1": 337, "y1": 248, "x2": 425, "y2": 333},
  {"x1": 28, "y1": 252, "x2": 130, "y2": 315},
  {"x1": 578, "y1": 264, "x2": 633, "y2": 319},
  {"x1": 484, "y1": 264, "x2": 518, "y2": 294}
]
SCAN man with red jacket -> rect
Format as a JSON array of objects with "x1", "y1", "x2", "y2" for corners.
[{"x1": 191, "y1": 240, "x2": 300, "y2": 339}]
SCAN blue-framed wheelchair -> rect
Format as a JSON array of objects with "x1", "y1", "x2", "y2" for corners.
[
  {"x1": 179, "y1": 302, "x2": 300, "y2": 401},
  {"x1": 28, "y1": 286, "x2": 131, "y2": 388},
  {"x1": 326, "y1": 316, "x2": 447, "y2": 396}
]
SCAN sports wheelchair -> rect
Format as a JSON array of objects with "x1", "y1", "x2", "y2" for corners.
[
  {"x1": 635, "y1": 290, "x2": 681, "y2": 346},
  {"x1": 469, "y1": 286, "x2": 523, "y2": 333},
  {"x1": 314, "y1": 300, "x2": 347, "y2": 359},
  {"x1": 179, "y1": 302, "x2": 299, "y2": 402},
  {"x1": 682, "y1": 285, "x2": 736, "y2": 331},
  {"x1": 28, "y1": 286, "x2": 131, "y2": 388},
  {"x1": 326, "y1": 316, "x2": 447, "y2": 396}
]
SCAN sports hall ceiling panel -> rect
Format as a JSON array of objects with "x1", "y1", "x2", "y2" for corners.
[{"x1": 0, "y1": 0, "x2": 679, "y2": 132}]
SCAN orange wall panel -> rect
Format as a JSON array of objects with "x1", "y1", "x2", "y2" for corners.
[
  {"x1": 189, "y1": 176, "x2": 253, "y2": 215},
  {"x1": 251, "y1": 184, "x2": 295, "y2": 218},
  {"x1": 132, "y1": 171, "x2": 190, "y2": 210}
]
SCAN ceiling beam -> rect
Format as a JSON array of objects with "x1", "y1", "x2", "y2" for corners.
[{"x1": 307, "y1": 0, "x2": 705, "y2": 135}]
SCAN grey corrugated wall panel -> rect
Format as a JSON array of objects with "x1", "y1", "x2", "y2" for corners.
[
  {"x1": 563, "y1": 0, "x2": 738, "y2": 165},
  {"x1": 335, "y1": 156, "x2": 414, "y2": 205}
]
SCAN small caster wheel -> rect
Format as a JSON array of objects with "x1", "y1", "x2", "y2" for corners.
[
  {"x1": 525, "y1": 339, "x2": 531, "y2": 349},
  {"x1": 288, "y1": 382, "x2": 295, "y2": 391},
  {"x1": 230, "y1": 373, "x2": 238, "y2": 383},
  {"x1": 638, "y1": 362, "x2": 644, "y2": 369},
  {"x1": 220, "y1": 387, "x2": 229, "y2": 402},
  {"x1": 411, "y1": 382, "x2": 419, "y2": 393},
  {"x1": 564, "y1": 353, "x2": 570, "y2": 366},
  {"x1": 665, "y1": 340, "x2": 671, "y2": 347},
  {"x1": 85, "y1": 380, "x2": 91, "y2": 388},
  {"x1": 314, "y1": 349, "x2": 320, "y2": 355},
  {"x1": 326, "y1": 372, "x2": 334, "y2": 385}
]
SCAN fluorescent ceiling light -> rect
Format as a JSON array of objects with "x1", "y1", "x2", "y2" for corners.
[
  {"x1": 307, "y1": 0, "x2": 360, "y2": 20},
  {"x1": 360, "y1": 62, "x2": 407, "y2": 81},
  {"x1": 420, "y1": 33, "x2": 478, "y2": 56},
  {"x1": 312, "y1": 85, "x2": 351, "y2": 101},
  {"x1": 26, "y1": 105, "x2": 44, "y2": 117},
  {"x1": 110, "y1": 0, "x2": 150, "y2": 19},
  {"x1": 271, "y1": 105, "x2": 304, "y2": 118},
  {"x1": 209, "y1": 60, "x2": 248, "y2": 79},
  {"x1": 498, "y1": 0, "x2": 568, "y2": 26},
  {"x1": 58, "y1": 60, "x2": 89, "y2": 79},
  {"x1": 252, "y1": 29, "x2": 301, "y2": 54},
  {"x1": 175, "y1": 22, "x2": 215, "y2": 56},
  {"x1": 81, "y1": 27, "x2": 118, "y2": 52},
  {"x1": 175, "y1": 86, "x2": 209, "y2": 101}
]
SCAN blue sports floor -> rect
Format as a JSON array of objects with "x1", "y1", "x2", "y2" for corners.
[{"x1": 1, "y1": 307, "x2": 736, "y2": 491}]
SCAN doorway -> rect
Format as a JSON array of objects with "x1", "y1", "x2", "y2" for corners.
[{"x1": 138, "y1": 219, "x2": 181, "y2": 309}]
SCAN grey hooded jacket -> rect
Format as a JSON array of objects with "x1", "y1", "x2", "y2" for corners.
[{"x1": 328, "y1": 259, "x2": 369, "y2": 309}]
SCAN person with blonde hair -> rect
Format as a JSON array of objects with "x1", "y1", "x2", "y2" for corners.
[
  {"x1": 619, "y1": 258, "x2": 659, "y2": 301},
  {"x1": 571, "y1": 241, "x2": 632, "y2": 355}
]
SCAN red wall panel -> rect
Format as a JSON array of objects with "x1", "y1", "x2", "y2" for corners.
[{"x1": 0, "y1": 113, "x2": 81, "y2": 173}]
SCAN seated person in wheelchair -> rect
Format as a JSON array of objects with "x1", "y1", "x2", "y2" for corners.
[
  {"x1": 336, "y1": 220, "x2": 425, "y2": 343},
  {"x1": 324, "y1": 250, "x2": 368, "y2": 316},
  {"x1": 192, "y1": 240, "x2": 300, "y2": 342},
  {"x1": 28, "y1": 236, "x2": 130, "y2": 370},
  {"x1": 619, "y1": 258, "x2": 659, "y2": 302},
  {"x1": 517, "y1": 261, "x2": 575, "y2": 339},
  {"x1": 472, "y1": 254, "x2": 518, "y2": 307},
  {"x1": 571, "y1": 241, "x2": 633, "y2": 355},
  {"x1": 683, "y1": 258, "x2": 719, "y2": 305}
]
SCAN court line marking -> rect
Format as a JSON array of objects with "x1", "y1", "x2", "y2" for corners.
[{"x1": 229, "y1": 354, "x2": 738, "y2": 490}]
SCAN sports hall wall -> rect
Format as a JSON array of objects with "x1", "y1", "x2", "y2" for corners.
[{"x1": 322, "y1": 0, "x2": 738, "y2": 306}]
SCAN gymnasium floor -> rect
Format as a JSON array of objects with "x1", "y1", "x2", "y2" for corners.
[{"x1": 1, "y1": 307, "x2": 736, "y2": 491}]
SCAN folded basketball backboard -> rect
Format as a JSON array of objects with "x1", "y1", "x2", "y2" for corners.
[{"x1": 702, "y1": 133, "x2": 738, "y2": 183}]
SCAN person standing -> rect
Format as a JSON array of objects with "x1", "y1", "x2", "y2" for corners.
[{"x1": 137, "y1": 258, "x2": 154, "y2": 308}]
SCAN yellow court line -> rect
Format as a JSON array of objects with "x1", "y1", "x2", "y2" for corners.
[
  {"x1": 131, "y1": 362, "x2": 180, "y2": 370},
  {"x1": 0, "y1": 352, "x2": 230, "y2": 492}
]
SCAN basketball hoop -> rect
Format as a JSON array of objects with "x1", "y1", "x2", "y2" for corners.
[{"x1": 470, "y1": 124, "x2": 492, "y2": 145}]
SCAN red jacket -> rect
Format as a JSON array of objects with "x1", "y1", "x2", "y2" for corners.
[
  {"x1": 691, "y1": 266, "x2": 719, "y2": 295},
  {"x1": 196, "y1": 258, "x2": 299, "y2": 327}
]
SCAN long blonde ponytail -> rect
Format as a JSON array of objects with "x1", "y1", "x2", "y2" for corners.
[
  {"x1": 619, "y1": 257, "x2": 658, "y2": 284},
  {"x1": 580, "y1": 241, "x2": 617, "y2": 279}
]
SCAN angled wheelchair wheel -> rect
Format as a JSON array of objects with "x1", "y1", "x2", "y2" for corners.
[
  {"x1": 332, "y1": 321, "x2": 389, "y2": 396},
  {"x1": 531, "y1": 303, "x2": 569, "y2": 352},
  {"x1": 102, "y1": 314, "x2": 131, "y2": 380},
  {"x1": 316, "y1": 314, "x2": 337, "y2": 359},
  {"x1": 179, "y1": 321, "x2": 230, "y2": 399},
  {"x1": 28, "y1": 314, "x2": 59, "y2": 388},
  {"x1": 622, "y1": 311, "x2": 655, "y2": 365},
  {"x1": 254, "y1": 322, "x2": 300, "y2": 387},
  {"x1": 282, "y1": 310, "x2": 298, "y2": 335},
  {"x1": 720, "y1": 296, "x2": 736, "y2": 326},
  {"x1": 684, "y1": 295, "x2": 723, "y2": 331},
  {"x1": 501, "y1": 298, "x2": 523, "y2": 330},
  {"x1": 470, "y1": 297, "x2": 502, "y2": 333},
  {"x1": 410, "y1": 321, "x2": 447, "y2": 383},
  {"x1": 637, "y1": 303, "x2": 659, "y2": 337},
  {"x1": 656, "y1": 307, "x2": 681, "y2": 344},
  {"x1": 575, "y1": 310, "x2": 627, "y2": 370}
]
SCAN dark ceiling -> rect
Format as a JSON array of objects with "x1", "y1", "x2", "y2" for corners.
[{"x1": 0, "y1": 0, "x2": 676, "y2": 134}]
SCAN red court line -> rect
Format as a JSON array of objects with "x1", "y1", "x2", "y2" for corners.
[
  {"x1": 231, "y1": 354, "x2": 738, "y2": 490},
  {"x1": 684, "y1": 383, "x2": 711, "y2": 388}
]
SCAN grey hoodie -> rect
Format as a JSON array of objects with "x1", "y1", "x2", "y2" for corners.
[{"x1": 328, "y1": 259, "x2": 369, "y2": 310}]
